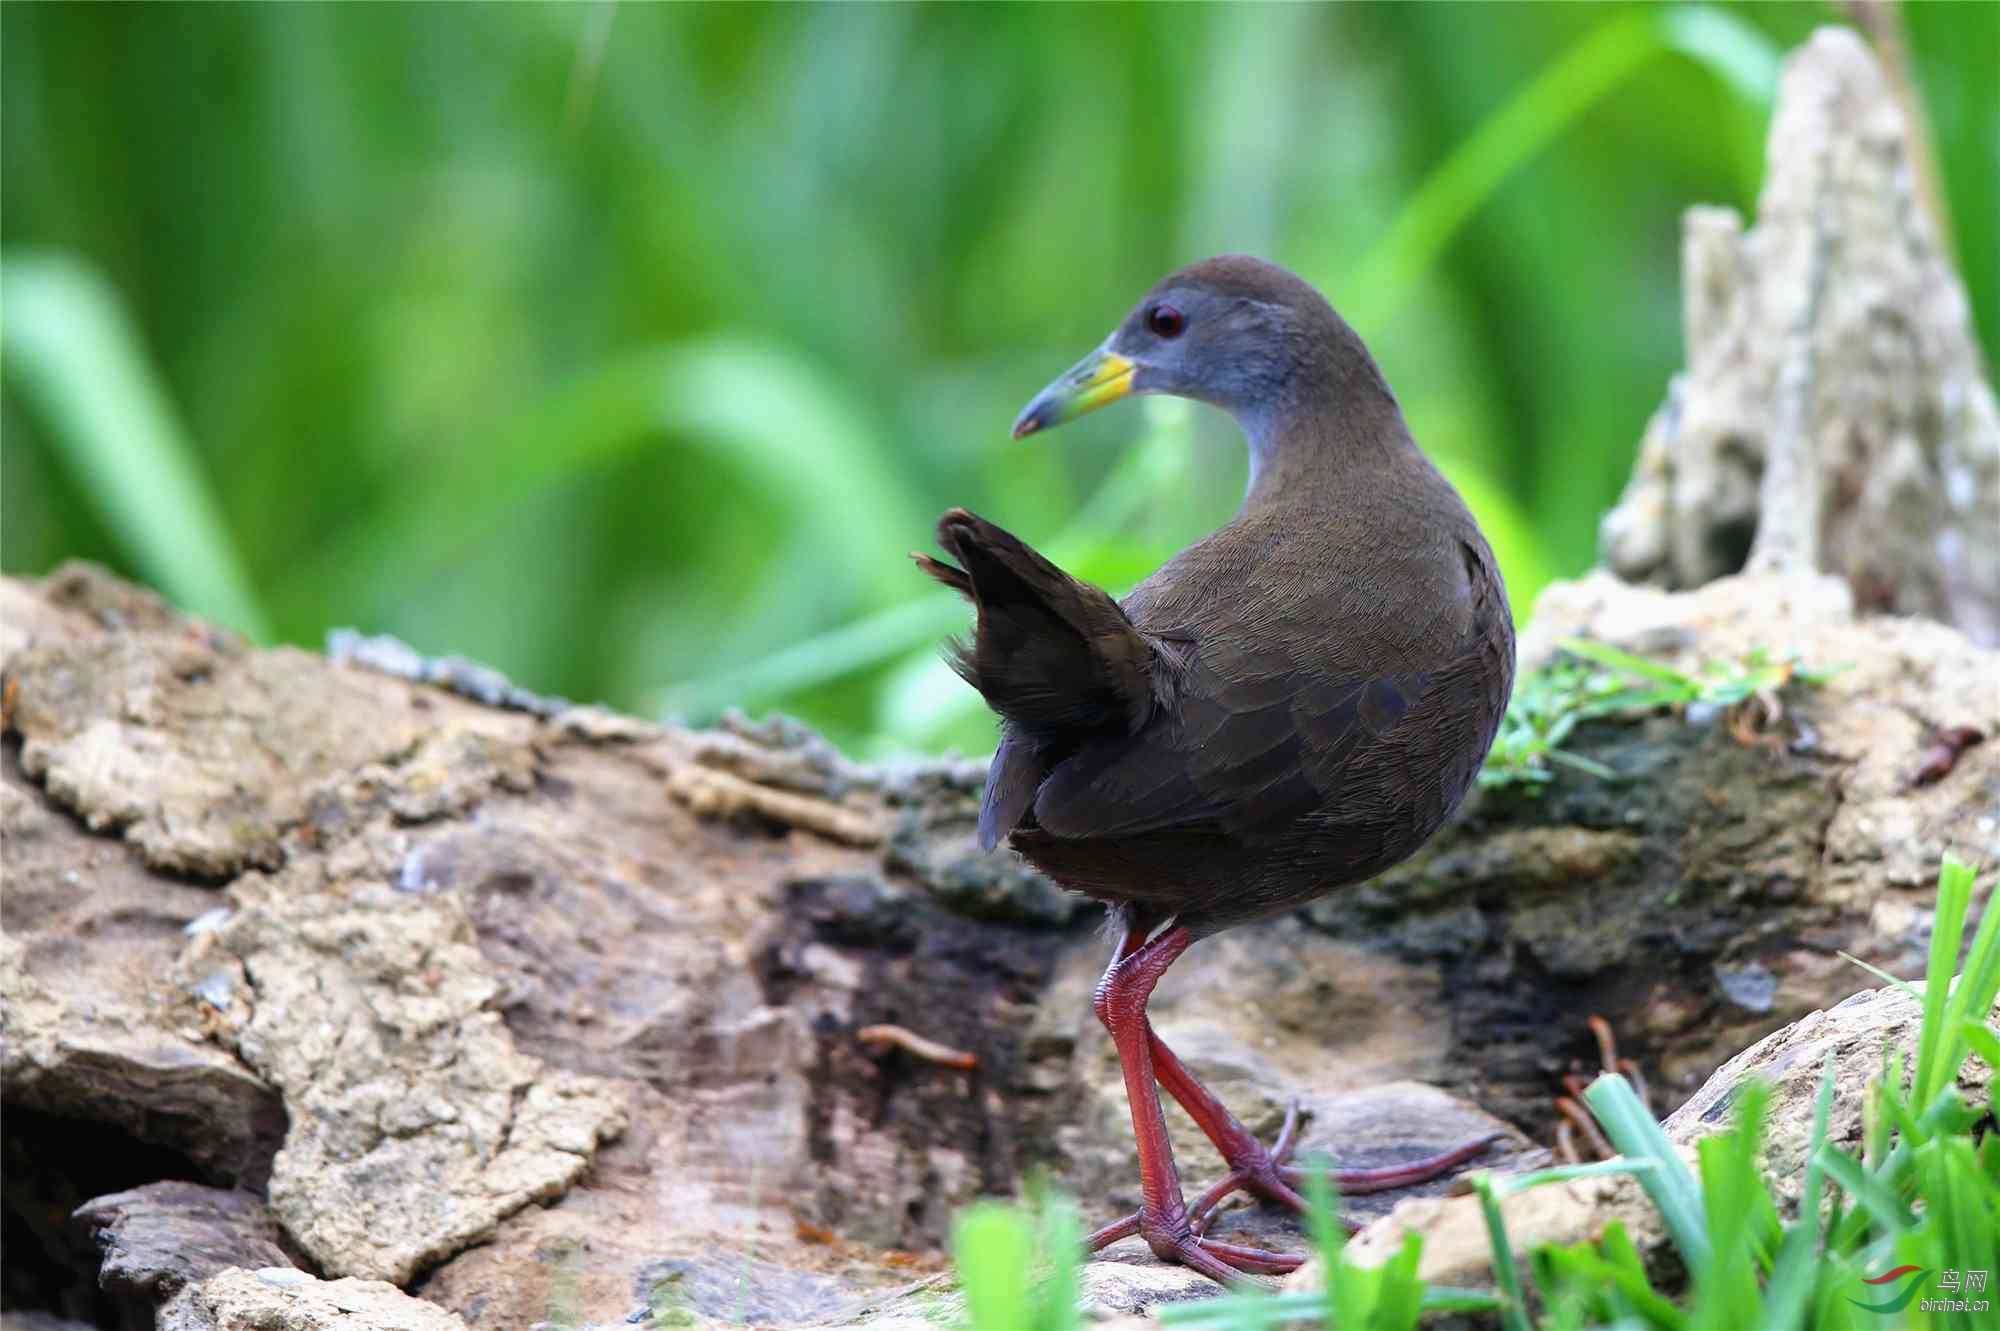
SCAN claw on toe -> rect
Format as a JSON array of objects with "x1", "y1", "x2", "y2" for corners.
[
  {"x1": 1088, "y1": 1206, "x2": 1305, "y2": 1282},
  {"x1": 1089, "y1": 1104, "x2": 1508, "y2": 1284},
  {"x1": 1180, "y1": 1234, "x2": 1305, "y2": 1278}
]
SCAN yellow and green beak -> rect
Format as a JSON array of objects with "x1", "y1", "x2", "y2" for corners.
[{"x1": 1012, "y1": 347, "x2": 1136, "y2": 439}]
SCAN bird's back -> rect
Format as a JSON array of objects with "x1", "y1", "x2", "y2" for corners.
[{"x1": 1007, "y1": 445, "x2": 1513, "y2": 931}]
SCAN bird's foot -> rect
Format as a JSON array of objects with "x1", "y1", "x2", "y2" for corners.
[
  {"x1": 1086, "y1": 1209, "x2": 1304, "y2": 1283},
  {"x1": 1186, "y1": 1100, "x2": 1310, "y2": 1234},
  {"x1": 1191, "y1": 1117, "x2": 1510, "y2": 1235}
]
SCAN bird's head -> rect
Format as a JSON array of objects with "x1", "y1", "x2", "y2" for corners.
[{"x1": 1012, "y1": 254, "x2": 1371, "y2": 440}]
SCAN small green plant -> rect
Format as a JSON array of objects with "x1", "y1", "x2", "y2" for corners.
[
  {"x1": 1478, "y1": 639, "x2": 1847, "y2": 792},
  {"x1": 951, "y1": 857, "x2": 1997, "y2": 1329},
  {"x1": 951, "y1": 1180, "x2": 1081, "y2": 1331}
]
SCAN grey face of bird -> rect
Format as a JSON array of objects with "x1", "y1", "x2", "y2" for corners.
[{"x1": 1011, "y1": 280, "x2": 1299, "y2": 440}]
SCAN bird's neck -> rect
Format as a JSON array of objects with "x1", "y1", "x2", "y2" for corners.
[{"x1": 1237, "y1": 389, "x2": 1422, "y2": 512}]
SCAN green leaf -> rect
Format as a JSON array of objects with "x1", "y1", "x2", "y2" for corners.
[
  {"x1": 1960, "y1": 1019, "x2": 2000, "y2": 1073},
  {"x1": 1297, "y1": 1155, "x2": 1350, "y2": 1330},
  {"x1": 1583, "y1": 1073, "x2": 1712, "y2": 1276},
  {"x1": 1470, "y1": 1171, "x2": 1537, "y2": 1331},
  {"x1": 1536, "y1": 1231, "x2": 1687, "y2": 1329},
  {"x1": 1342, "y1": 11, "x2": 1666, "y2": 327},
  {"x1": 1557, "y1": 637, "x2": 1695, "y2": 689},
  {"x1": 1, "y1": 253, "x2": 269, "y2": 640},
  {"x1": 1688, "y1": 1082, "x2": 1775, "y2": 1331},
  {"x1": 1656, "y1": 5, "x2": 1781, "y2": 110},
  {"x1": 951, "y1": 1203, "x2": 1034, "y2": 1331},
  {"x1": 1815, "y1": 1146, "x2": 1917, "y2": 1234},
  {"x1": 1763, "y1": 1054, "x2": 1838, "y2": 1331},
  {"x1": 1913, "y1": 857, "x2": 1975, "y2": 1109},
  {"x1": 1938, "y1": 862, "x2": 2000, "y2": 1084},
  {"x1": 1836, "y1": 950, "x2": 1927, "y2": 1004}
]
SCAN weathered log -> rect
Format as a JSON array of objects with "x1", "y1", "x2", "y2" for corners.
[{"x1": 3, "y1": 549, "x2": 1993, "y2": 1326}]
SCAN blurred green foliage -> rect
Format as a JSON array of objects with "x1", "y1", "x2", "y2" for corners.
[{"x1": 4, "y1": 2, "x2": 1994, "y2": 760}]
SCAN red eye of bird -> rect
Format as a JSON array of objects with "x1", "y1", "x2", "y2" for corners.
[{"x1": 1147, "y1": 304, "x2": 1186, "y2": 339}]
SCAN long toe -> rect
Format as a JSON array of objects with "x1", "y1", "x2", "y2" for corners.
[
  {"x1": 1188, "y1": 1165, "x2": 1311, "y2": 1235},
  {"x1": 1091, "y1": 1204, "x2": 1306, "y2": 1285},
  {"x1": 1283, "y1": 1130, "x2": 1507, "y2": 1196},
  {"x1": 1085, "y1": 1212, "x2": 1140, "y2": 1253},
  {"x1": 1144, "y1": 1218, "x2": 1305, "y2": 1284},
  {"x1": 1187, "y1": 1104, "x2": 1310, "y2": 1234},
  {"x1": 1189, "y1": 1236, "x2": 1307, "y2": 1276}
]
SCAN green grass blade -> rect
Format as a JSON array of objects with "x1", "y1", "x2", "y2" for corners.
[
  {"x1": 1543, "y1": 749, "x2": 1623, "y2": 781},
  {"x1": 1960, "y1": 1019, "x2": 2000, "y2": 1073},
  {"x1": 1153, "y1": 1291, "x2": 1297, "y2": 1329},
  {"x1": 1688, "y1": 1083, "x2": 1773, "y2": 1331},
  {"x1": 1031, "y1": 1189, "x2": 1080, "y2": 1331},
  {"x1": 1470, "y1": 1171, "x2": 1537, "y2": 1331},
  {"x1": 1814, "y1": 1146, "x2": 1917, "y2": 1234},
  {"x1": 1370, "y1": 1233, "x2": 1426, "y2": 1330},
  {"x1": 1494, "y1": 1158, "x2": 1660, "y2": 1196},
  {"x1": 1913, "y1": 857, "x2": 1975, "y2": 1108},
  {"x1": 1655, "y1": 5, "x2": 1781, "y2": 110},
  {"x1": 1, "y1": 253, "x2": 270, "y2": 639},
  {"x1": 1341, "y1": 11, "x2": 1665, "y2": 327},
  {"x1": 287, "y1": 337, "x2": 927, "y2": 635},
  {"x1": 1420, "y1": 1287, "x2": 1506, "y2": 1313},
  {"x1": 662, "y1": 593, "x2": 966, "y2": 721},
  {"x1": 1557, "y1": 637, "x2": 1695, "y2": 688},
  {"x1": 1836, "y1": 951, "x2": 1926, "y2": 1004},
  {"x1": 1763, "y1": 1053, "x2": 1838, "y2": 1331},
  {"x1": 1536, "y1": 1234, "x2": 1687, "y2": 1330},
  {"x1": 1583, "y1": 1073, "x2": 1712, "y2": 1277},
  {"x1": 951, "y1": 1203, "x2": 1034, "y2": 1331},
  {"x1": 662, "y1": 396, "x2": 1192, "y2": 721},
  {"x1": 1867, "y1": 1054, "x2": 1900, "y2": 1170},
  {"x1": 1916, "y1": 1087, "x2": 1979, "y2": 1140},
  {"x1": 1938, "y1": 862, "x2": 2000, "y2": 1084},
  {"x1": 1157, "y1": 1286, "x2": 1504, "y2": 1328},
  {"x1": 1298, "y1": 1156, "x2": 1353, "y2": 1331}
]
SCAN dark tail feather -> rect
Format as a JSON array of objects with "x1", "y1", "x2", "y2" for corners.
[
  {"x1": 924, "y1": 508, "x2": 1155, "y2": 743},
  {"x1": 912, "y1": 551, "x2": 972, "y2": 598}
]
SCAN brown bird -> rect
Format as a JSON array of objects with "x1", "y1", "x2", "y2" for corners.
[{"x1": 916, "y1": 255, "x2": 1516, "y2": 1282}]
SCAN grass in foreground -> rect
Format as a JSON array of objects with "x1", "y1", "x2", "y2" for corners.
[
  {"x1": 1477, "y1": 640, "x2": 1846, "y2": 792},
  {"x1": 952, "y1": 857, "x2": 1998, "y2": 1330}
]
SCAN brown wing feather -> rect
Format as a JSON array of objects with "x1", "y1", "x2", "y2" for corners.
[
  {"x1": 1030, "y1": 533, "x2": 1509, "y2": 850},
  {"x1": 917, "y1": 508, "x2": 1165, "y2": 846},
  {"x1": 1030, "y1": 646, "x2": 1430, "y2": 841},
  {"x1": 927, "y1": 508, "x2": 1156, "y2": 742}
]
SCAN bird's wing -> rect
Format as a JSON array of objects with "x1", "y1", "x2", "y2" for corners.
[
  {"x1": 976, "y1": 728, "x2": 1045, "y2": 851},
  {"x1": 916, "y1": 508, "x2": 1165, "y2": 847},
  {"x1": 1029, "y1": 631, "x2": 1433, "y2": 841},
  {"x1": 917, "y1": 508, "x2": 1157, "y2": 737},
  {"x1": 1031, "y1": 531, "x2": 1508, "y2": 843}
]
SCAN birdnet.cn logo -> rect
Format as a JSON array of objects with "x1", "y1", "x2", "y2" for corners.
[{"x1": 1846, "y1": 1265, "x2": 1989, "y2": 1315}]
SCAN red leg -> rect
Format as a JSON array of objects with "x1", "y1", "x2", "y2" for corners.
[
  {"x1": 1083, "y1": 923, "x2": 1303, "y2": 1282},
  {"x1": 1118, "y1": 932, "x2": 1505, "y2": 1235},
  {"x1": 1158, "y1": 1026, "x2": 1504, "y2": 1231}
]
